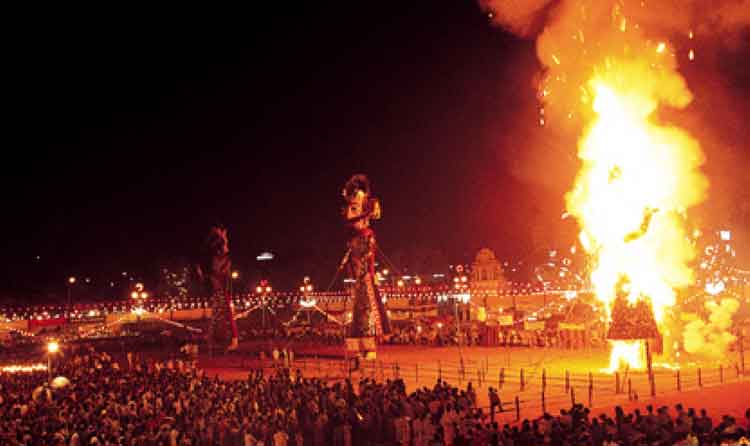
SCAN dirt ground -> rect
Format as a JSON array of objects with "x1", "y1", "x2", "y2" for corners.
[{"x1": 199, "y1": 343, "x2": 749, "y2": 422}]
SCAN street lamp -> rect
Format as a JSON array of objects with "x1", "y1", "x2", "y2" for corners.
[
  {"x1": 66, "y1": 277, "x2": 76, "y2": 324},
  {"x1": 230, "y1": 270, "x2": 239, "y2": 298},
  {"x1": 300, "y1": 277, "x2": 315, "y2": 323},
  {"x1": 46, "y1": 340, "x2": 60, "y2": 381},
  {"x1": 131, "y1": 286, "x2": 148, "y2": 323},
  {"x1": 256, "y1": 280, "x2": 273, "y2": 328}
]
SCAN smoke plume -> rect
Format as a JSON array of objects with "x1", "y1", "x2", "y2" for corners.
[
  {"x1": 478, "y1": 0, "x2": 750, "y2": 228},
  {"x1": 683, "y1": 298, "x2": 740, "y2": 358}
]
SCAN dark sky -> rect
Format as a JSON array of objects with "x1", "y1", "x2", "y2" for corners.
[{"x1": 3, "y1": 2, "x2": 747, "y2": 297}]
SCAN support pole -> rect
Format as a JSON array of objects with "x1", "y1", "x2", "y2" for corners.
[{"x1": 646, "y1": 339, "x2": 655, "y2": 397}]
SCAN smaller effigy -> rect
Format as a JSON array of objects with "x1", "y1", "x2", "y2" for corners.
[
  {"x1": 341, "y1": 175, "x2": 391, "y2": 365},
  {"x1": 196, "y1": 224, "x2": 239, "y2": 351},
  {"x1": 607, "y1": 279, "x2": 660, "y2": 341}
]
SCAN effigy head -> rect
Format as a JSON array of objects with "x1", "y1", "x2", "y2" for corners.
[
  {"x1": 206, "y1": 224, "x2": 229, "y2": 256},
  {"x1": 342, "y1": 174, "x2": 381, "y2": 228}
]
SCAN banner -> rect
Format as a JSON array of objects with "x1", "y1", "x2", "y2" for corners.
[
  {"x1": 524, "y1": 320, "x2": 545, "y2": 331},
  {"x1": 28, "y1": 317, "x2": 66, "y2": 333},
  {"x1": 558, "y1": 322, "x2": 585, "y2": 330}
]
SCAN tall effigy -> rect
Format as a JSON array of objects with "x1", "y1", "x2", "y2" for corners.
[
  {"x1": 199, "y1": 225, "x2": 239, "y2": 351},
  {"x1": 341, "y1": 175, "x2": 391, "y2": 361}
]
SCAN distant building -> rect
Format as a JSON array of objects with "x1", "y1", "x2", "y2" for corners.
[{"x1": 471, "y1": 248, "x2": 505, "y2": 292}]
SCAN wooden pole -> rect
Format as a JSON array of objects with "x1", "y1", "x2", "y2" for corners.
[
  {"x1": 520, "y1": 368, "x2": 525, "y2": 392},
  {"x1": 677, "y1": 370, "x2": 681, "y2": 391},
  {"x1": 565, "y1": 370, "x2": 570, "y2": 394},
  {"x1": 415, "y1": 363, "x2": 419, "y2": 385},
  {"x1": 740, "y1": 330, "x2": 746, "y2": 375},
  {"x1": 515, "y1": 396, "x2": 520, "y2": 421},
  {"x1": 615, "y1": 372, "x2": 620, "y2": 395},
  {"x1": 588, "y1": 372, "x2": 593, "y2": 407},
  {"x1": 542, "y1": 368, "x2": 547, "y2": 394},
  {"x1": 570, "y1": 386, "x2": 576, "y2": 406},
  {"x1": 628, "y1": 378, "x2": 633, "y2": 401},
  {"x1": 499, "y1": 368, "x2": 505, "y2": 389},
  {"x1": 720, "y1": 364, "x2": 724, "y2": 384},
  {"x1": 698, "y1": 368, "x2": 702, "y2": 387},
  {"x1": 646, "y1": 339, "x2": 655, "y2": 397}
]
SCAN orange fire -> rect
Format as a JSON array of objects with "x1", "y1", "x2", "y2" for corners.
[{"x1": 566, "y1": 52, "x2": 708, "y2": 372}]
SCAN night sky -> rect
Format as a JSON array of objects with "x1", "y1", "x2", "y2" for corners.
[{"x1": 3, "y1": 2, "x2": 748, "y2": 299}]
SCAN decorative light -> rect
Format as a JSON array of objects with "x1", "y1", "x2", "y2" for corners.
[
  {"x1": 1, "y1": 363, "x2": 47, "y2": 374},
  {"x1": 68, "y1": 277, "x2": 76, "y2": 284},
  {"x1": 47, "y1": 341, "x2": 60, "y2": 354}
]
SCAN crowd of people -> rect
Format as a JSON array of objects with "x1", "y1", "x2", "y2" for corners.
[{"x1": 1, "y1": 346, "x2": 748, "y2": 446}]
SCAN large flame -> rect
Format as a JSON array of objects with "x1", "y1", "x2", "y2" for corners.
[{"x1": 566, "y1": 57, "x2": 708, "y2": 372}]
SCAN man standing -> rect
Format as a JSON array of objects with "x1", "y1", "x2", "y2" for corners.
[{"x1": 488, "y1": 387, "x2": 502, "y2": 421}]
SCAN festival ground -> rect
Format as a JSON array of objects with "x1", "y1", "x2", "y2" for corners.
[{"x1": 199, "y1": 343, "x2": 748, "y2": 423}]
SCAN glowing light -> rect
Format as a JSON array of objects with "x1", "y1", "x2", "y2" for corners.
[
  {"x1": 299, "y1": 298, "x2": 317, "y2": 308},
  {"x1": 605, "y1": 340, "x2": 643, "y2": 372},
  {"x1": 231, "y1": 271, "x2": 239, "y2": 279},
  {"x1": 140, "y1": 292, "x2": 148, "y2": 299},
  {"x1": 1, "y1": 363, "x2": 47, "y2": 374},
  {"x1": 719, "y1": 230, "x2": 731, "y2": 241},
  {"x1": 131, "y1": 291, "x2": 139, "y2": 299},
  {"x1": 397, "y1": 280, "x2": 405, "y2": 287},
  {"x1": 688, "y1": 49, "x2": 694, "y2": 61},
  {"x1": 67, "y1": 276, "x2": 76, "y2": 284},
  {"x1": 135, "y1": 283, "x2": 144, "y2": 292},
  {"x1": 257, "y1": 252, "x2": 274, "y2": 261},
  {"x1": 265, "y1": 286, "x2": 272, "y2": 293},
  {"x1": 705, "y1": 280, "x2": 725, "y2": 296},
  {"x1": 47, "y1": 341, "x2": 60, "y2": 354},
  {"x1": 256, "y1": 286, "x2": 263, "y2": 293},
  {"x1": 656, "y1": 42, "x2": 666, "y2": 53}
]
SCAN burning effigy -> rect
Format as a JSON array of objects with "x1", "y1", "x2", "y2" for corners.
[{"x1": 480, "y1": 0, "x2": 747, "y2": 371}]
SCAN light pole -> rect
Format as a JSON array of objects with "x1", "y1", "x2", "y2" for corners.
[
  {"x1": 131, "y1": 284, "x2": 148, "y2": 324},
  {"x1": 230, "y1": 270, "x2": 239, "y2": 299},
  {"x1": 256, "y1": 280, "x2": 272, "y2": 329},
  {"x1": 453, "y1": 272, "x2": 469, "y2": 361},
  {"x1": 66, "y1": 277, "x2": 76, "y2": 327},
  {"x1": 299, "y1": 277, "x2": 314, "y2": 324},
  {"x1": 46, "y1": 340, "x2": 59, "y2": 381}
]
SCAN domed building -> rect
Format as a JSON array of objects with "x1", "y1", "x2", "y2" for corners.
[{"x1": 471, "y1": 248, "x2": 504, "y2": 290}]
